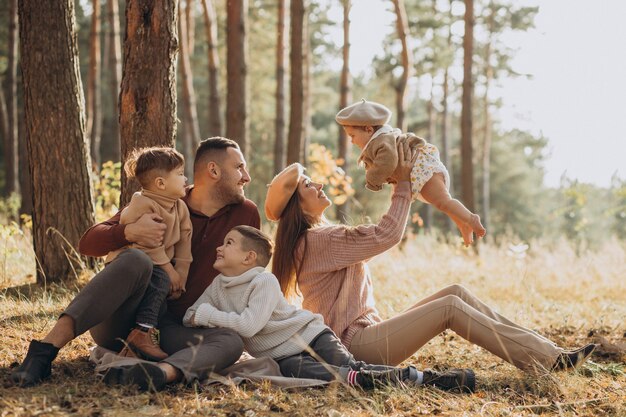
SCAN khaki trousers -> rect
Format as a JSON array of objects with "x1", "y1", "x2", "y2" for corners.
[{"x1": 348, "y1": 284, "x2": 561, "y2": 371}]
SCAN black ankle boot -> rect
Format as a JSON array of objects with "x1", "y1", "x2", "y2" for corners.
[
  {"x1": 10, "y1": 340, "x2": 60, "y2": 387},
  {"x1": 354, "y1": 368, "x2": 403, "y2": 389},
  {"x1": 552, "y1": 343, "x2": 598, "y2": 371},
  {"x1": 422, "y1": 368, "x2": 476, "y2": 393}
]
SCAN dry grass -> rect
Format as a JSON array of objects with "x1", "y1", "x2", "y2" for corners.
[{"x1": 1, "y1": 236, "x2": 625, "y2": 416}]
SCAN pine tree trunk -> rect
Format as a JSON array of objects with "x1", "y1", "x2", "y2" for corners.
[
  {"x1": 461, "y1": 0, "x2": 475, "y2": 213},
  {"x1": 106, "y1": 0, "x2": 122, "y2": 162},
  {"x1": 186, "y1": 0, "x2": 195, "y2": 52},
  {"x1": 120, "y1": 0, "x2": 178, "y2": 206},
  {"x1": 273, "y1": 0, "x2": 286, "y2": 174},
  {"x1": 287, "y1": 0, "x2": 304, "y2": 164},
  {"x1": 201, "y1": 0, "x2": 222, "y2": 136},
  {"x1": 87, "y1": 0, "x2": 103, "y2": 170},
  {"x1": 6, "y1": 0, "x2": 19, "y2": 195},
  {"x1": 18, "y1": 112, "x2": 32, "y2": 216},
  {"x1": 392, "y1": 0, "x2": 412, "y2": 131},
  {"x1": 301, "y1": 11, "x2": 311, "y2": 165},
  {"x1": 178, "y1": 0, "x2": 201, "y2": 177},
  {"x1": 441, "y1": 0, "x2": 454, "y2": 234},
  {"x1": 0, "y1": 83, "x2": 8, "y2": 163},
  {"x1": 481, "y1": 1, "x2": 495, "y2": 232},
  {"x1": 226, "y1": 0, "x2": 248, "y2": 155},
  {"x1": 336, "y1": 0, "x2": 351, "y2": 222},
  {"x1": 19, "y1": 0, "x2": 96, "y2": 283}
]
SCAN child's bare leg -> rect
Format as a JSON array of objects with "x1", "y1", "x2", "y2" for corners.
[{"x1": 420, "y1": 174, "x2": 486, "y2": 245}]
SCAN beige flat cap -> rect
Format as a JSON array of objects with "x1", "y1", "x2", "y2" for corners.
[
  {"x1": 335, "y1": 99, "x2": 392, "y2": 126},
  {"x1": 264, "y1": 163, "x2": 305, "y2": 221}
]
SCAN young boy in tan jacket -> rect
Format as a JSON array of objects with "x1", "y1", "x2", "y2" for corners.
[
  {"x1": 336, "y1": 99, "x2": 486, "y2": 246},
  {"x1": 106, "y1": 147, "x2": 192, "y2": 361}
]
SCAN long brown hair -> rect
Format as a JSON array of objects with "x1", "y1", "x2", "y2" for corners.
[{"x1": 271, "y1": 190, "x2": 314, "y2": 298}]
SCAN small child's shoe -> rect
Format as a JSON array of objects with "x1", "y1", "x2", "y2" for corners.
[{"x1": 120, "y1": 327, "x2": 169, "y2": 361}]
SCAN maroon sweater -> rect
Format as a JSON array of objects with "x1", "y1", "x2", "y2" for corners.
[{"x1": 78, "y1": 189, "x2": 261, "y2": 320}]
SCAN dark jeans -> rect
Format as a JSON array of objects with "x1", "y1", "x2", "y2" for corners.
[
  {"x1": 135, "y1": 265, "x2": 169, "y2": 327},
  {"x1": 63, "y1": 248, "x2": 244, "y2": 382},
  {"x1": 277, "y1": 329, "x2": 405, "y2": 382}
]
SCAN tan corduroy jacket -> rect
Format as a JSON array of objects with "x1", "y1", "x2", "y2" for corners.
[
  {"x1": 358, "y1": 127, "x2": 426, "y2": 191},
  {"x1": 105, "y1": 189, "x2": 193, "y2": 281}
]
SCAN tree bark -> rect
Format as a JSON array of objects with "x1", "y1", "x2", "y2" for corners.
[
  {"x1": 18, "y1": 112, "x2": 32, "y2": 216},
  {"x1": 460, "y1": 0, "x2": 475, "y2": 213},
  {"x1": 87, "y1": 0, "x2": 103, "y2": 169},
  {"x1": 186, "y1": 0, "x2": 195, "y2": 52},
  {"x1": 6, "y1": 0, "x2": 20, "y2": 194},
  {"x1": 287, "y1": 0, "x2": 304, "y2": 164},
  {"x1": 178, "y1": 0, "x2": 201, "y2": 177},
  {"x1": 273, "y1": 0, "x2": 287, "y2": 174},
  {"x1": 226, "y1": 0, "x2": 249, "y2": 155},
  {"x1": 481, "y1": 1, "x2": 495, "y2": 231},
  {"x1": 19, "y1": 0, "x2": 96, "y2": 283},
  {"x1": 0, "y1": 80, "x2": 8, "y2": 160},
  {"x1": 440, "y1": 0, "x2": 454, "y2": 234},
  {"x1": 336, "y1": 0, "x2": 351, "y2": 222},
  {"x1": 120, "y1": 0, "x2": 178, "y2": 205},
  {"x1": 201, "y1": 0, "x2": 222, "y2": 136},
  {"x1": 106, "y1": 0, "x2": 122, "y2": 162},
  {"x1": 301, "y1": 10, "x2": 311, "y2": 165},
  {"x1": 392, "y1": 0, "x2": 412, "y2": 131}
]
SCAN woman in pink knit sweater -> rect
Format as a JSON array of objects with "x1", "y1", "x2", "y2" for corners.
[{"x1": 264, "y1": 143, "x2": 595, "y2": 373}]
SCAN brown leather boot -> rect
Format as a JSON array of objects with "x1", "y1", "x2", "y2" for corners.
[{"x1": 120, "y1": 327, "x2": 169, "y2": 361}]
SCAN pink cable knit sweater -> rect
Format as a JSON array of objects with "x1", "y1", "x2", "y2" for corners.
[{"x1": 295, "y1": 181, "x2": 412, "y2": 348}]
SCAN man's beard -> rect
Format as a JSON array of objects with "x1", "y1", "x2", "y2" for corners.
[{"x1": 215, "y1": 172, "x2": 245, "y2": 206}]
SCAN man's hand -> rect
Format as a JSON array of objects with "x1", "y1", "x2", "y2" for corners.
[{"x1": 124, "y1": 213, "x2": 166, "y2": 248}]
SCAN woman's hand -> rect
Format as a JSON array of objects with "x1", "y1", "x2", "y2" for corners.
[{"x1": 389, "y1": 142, "x2": 418, "y2": 186}]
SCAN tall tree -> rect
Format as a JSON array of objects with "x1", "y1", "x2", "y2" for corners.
[
  {"x1": 301, "y1": 7, "x2": 311, "y2": 165},
  {"x1": 440, "y1": 0, "x2": 455, "y2": 233},
  {"x1": 178, "y1": 0, "x2": 201, "y2": 177},
  {"x1": 5, "y1": 0, "x2": 19, "y2": 194},
  {"x1": 19, "y1": 0, "x2": 96, "y2": 283},
  {"x1": 336, "y1": 0, "x2": 351, "y2": 222},
  {"x1": 0, "y1": 79, "x2": 8, "y2": 157},
  {"x1": 460, "y1": 0, "x2": 475, "y2": 213},
  {"x1": 273, "y1": 0, "x2": 287, "y2": 174},
  {"x1": 105, "y1": 0, "x2": 122, "y2": 162},
  {"x1": 87, "y1": 0, "x2": 103, "y2": 169},
  {"x1": 226, "y1": 0, "x2": 249, "y2": 155},
  {"x1": 392, "y1": 0, "x2": 412, "y2": 131},
  {"x1": 186, "y1": 0, "x2": 195, "y2": 51},
  {"x1": 481, "y1": 0, "x2": 495, "y2": 232},
  {"x1": 120, "y1": 0, "x2": 178, "y2": 205},
  {"x1": 201, "y1": 0, "x2": 222, "y2": 136},
  {"x1": 287, "y1": 0, "x2": 305, "y2": 164}
]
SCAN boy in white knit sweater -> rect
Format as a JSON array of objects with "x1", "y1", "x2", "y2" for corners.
[{"x1": 183, "y1": 225, "x2": 475, "y2": 391}]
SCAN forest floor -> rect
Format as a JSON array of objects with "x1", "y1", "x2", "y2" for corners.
[{"x1": 1, "y1": 236, "x2": 625, "y2": 416}]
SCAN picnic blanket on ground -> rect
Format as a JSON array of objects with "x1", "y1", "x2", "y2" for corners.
[{"x1": 89, "y1": 346, "x2": 329, "y2": 389}]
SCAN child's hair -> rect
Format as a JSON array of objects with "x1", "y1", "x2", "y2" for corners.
[
  {"x1": 124, "y1": 147, "x2": 185, "y2": 188},
  {"x1": 232, "y1": 225, "x2": 274, "y2": 268}
]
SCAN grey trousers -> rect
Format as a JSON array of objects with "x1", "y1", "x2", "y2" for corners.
[
  {"x1": 277, "y1": 329, "x2": 407, "y2": 382},
  {"x1": 135, "y1": 265, "x2": 170, "y2": 327},
  {"x1": 63, "y1": 248, "x2": 244, "y2": 382}
]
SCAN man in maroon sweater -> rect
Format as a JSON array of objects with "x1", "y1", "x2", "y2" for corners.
[{"x1": 11, "y1": 137, "x2": 261, "y2": 391}]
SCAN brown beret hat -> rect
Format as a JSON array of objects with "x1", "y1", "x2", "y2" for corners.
[
  {"x1": 264, "y1": 163, "x2": 305, "y2": 221},
  {"x1": 335, "y1": 99, "x2": 392, "y2": 126}
]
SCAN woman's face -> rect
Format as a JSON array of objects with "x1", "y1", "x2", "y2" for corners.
[{"x1": 296, "y1": 176, "x2": 331, "y2": 219}]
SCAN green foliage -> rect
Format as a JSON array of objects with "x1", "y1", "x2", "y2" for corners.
[
  {"x1": 93, "y1": 161, "x2": 121, "y2": 222},
  {"x1": 608, "y1": 175, "x2": 626, "y2": 239}
]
